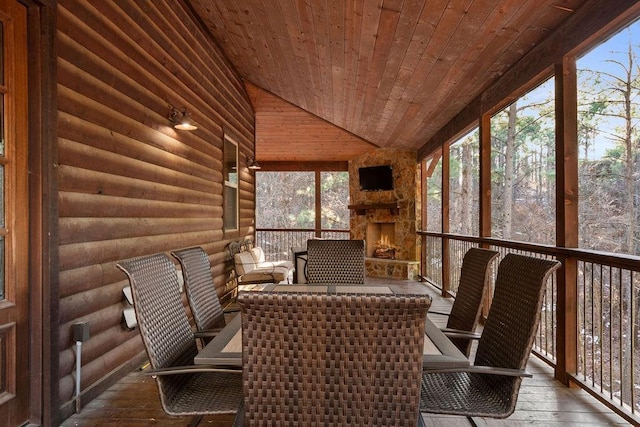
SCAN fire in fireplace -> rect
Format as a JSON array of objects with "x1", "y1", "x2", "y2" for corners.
[
  {"x1": 373, "y1": 234, "x2": 398, "y2": 259},
  {"x1": 366, "y1": 222, "x2": 398, "y2": 259}
]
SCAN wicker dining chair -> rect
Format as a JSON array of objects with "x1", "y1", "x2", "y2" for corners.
[
  {"x1": 116, "y1": 253, "x2": 242, "y2": 422},
  {"x1": 171, "y1": 247, "x2": 233, "y2": 339},
  {"x1": 305, "y1": 239, "x2": 366, "y2": 284},
  {"x1": 430, "y1": 247, "x2": 499, "y2": 356},
  {"x1": 237, "y1": 291, "x2": 431, "y2": 427},
  {"x1": 420, "y1": 253, "x2": 561, "y2": 419}
]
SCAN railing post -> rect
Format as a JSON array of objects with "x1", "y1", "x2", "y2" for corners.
[
  {"x1": 557, "y1": 255, "x2": 577, "y2": 385},
  {"x1": 441, "y1": 143, "x2": 450, "y2": 297},
  {"x1": 315, "y1": 170, "x2": 322, "y2": 238},
  {"x1": 555, "y1": 56, "x2": 579, "y2": 385},
  {"x1": 441, "y1": 236, "x2": 450, "y2": 297},
  {"x1": 420, "y1": 161, "x2": 427, "y2": 281},
  {"x1": 479, "y1": 113, "x2": 492, "y2": 317}
]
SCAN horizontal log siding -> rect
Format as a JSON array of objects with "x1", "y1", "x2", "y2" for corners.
[{"x1": 56, "y1": 0, "x2": 255, "y2": 416}]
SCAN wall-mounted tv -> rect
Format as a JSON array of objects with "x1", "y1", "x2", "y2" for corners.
[{"x1": 358, "y1": 165, "x2": 393, "y2": 191}]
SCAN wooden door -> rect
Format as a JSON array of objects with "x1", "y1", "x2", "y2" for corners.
[{"x1": 0, "y1": 0, "x2": 29, "y2": 424}]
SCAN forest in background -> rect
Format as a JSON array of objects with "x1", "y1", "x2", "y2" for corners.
[
  {"x1": 256, "y1": 171, "x2": 349, "y2": 231},
  {"x1": 427, "y1": 25, "x2": 640, "y2": 258}
]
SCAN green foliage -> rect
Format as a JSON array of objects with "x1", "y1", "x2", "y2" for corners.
[{"x1": 295, "y1": 209, "x2": 315, "y2": 228}]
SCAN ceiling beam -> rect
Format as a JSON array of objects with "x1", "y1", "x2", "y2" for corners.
[{"x1": 257, "y1": 161, "x2": 348, "y2": 171}]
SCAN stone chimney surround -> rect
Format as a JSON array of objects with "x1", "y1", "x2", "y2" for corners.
[{"x1": 348, "y1": 148, "x2": 421, "y2": 280}]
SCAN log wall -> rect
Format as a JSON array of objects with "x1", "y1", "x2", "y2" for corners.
[{"x1": 56, "y1": 0, "x2": 255, "y2": 417}]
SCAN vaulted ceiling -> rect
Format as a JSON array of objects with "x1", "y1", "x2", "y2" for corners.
[{"x1": 188, "y1": 0, "x2": 585, "y2": 161}]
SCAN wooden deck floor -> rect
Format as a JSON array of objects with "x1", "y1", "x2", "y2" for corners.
[{"x1": 61, "y1": 280, "x2": 629, "y2": 426}]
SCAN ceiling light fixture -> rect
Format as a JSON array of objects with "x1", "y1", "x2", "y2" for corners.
[
  {"x1": 168, "y1": 106, "x2": 198, "y2": 131},
  {"x1": 247, "y1": 158, "x2": 262, "y2": 170}
]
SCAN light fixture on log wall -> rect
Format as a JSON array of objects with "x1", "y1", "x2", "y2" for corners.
[
  {"x1": 168, "y1": 106, "x2": 197, "y2": 130},
  {"x1": 247, "y1": 158, "x2": 261, "y2": 170}
]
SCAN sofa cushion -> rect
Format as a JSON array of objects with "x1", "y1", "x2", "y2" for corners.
[
  {"x1": 250, "y1": 247, "x2": 266, "y2": 264},
  {"x1": 234, "y1": 252, "x2": 256, "y2": 275},
  {"x1": 256, "y1": 260, "x2": 294, "y2": 270},
  {"x1": 240, "y1": 267, "x2": 288, "y2": 283}
]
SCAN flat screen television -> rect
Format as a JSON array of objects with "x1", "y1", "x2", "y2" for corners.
[{"x1": 358, "y1": 165, "x2": 393, "y2": 191}]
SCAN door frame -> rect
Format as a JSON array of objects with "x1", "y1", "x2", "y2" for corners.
[{"x1": 23, "y1": 0, "x2": 57, "y2": 425}]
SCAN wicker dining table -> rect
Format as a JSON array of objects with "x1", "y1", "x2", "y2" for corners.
[{"x1": 194, "y1": 284, "x2": 470, "y2": 369}]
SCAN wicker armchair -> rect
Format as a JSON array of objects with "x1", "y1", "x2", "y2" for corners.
[
  {"x1": 171, "y1": 247, "x2": 234, "y2": 340},
  {"x1": 430, "y1": 247, "x2": 499, "y2": 356},
  {"x1": 305, "y1": 239, "x2": 366, "y2": 284},
  {"x1": 116, "y1": 253, "x2": 242, "y2": 421},
  {"x1": 237, "y1": 291, "x2": 431, "y2": 426},
  {"x1": 420, "y1": 253, "x2": 561, "y2": 419}
]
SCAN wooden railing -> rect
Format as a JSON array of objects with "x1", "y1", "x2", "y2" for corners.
[{"x1": 419, "y1": 231, "x2": 640, "y2": 424}]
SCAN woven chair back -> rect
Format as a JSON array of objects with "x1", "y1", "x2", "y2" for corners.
[
  {"x1": 239, "y1": 291, "x2": 431, "y2": 426},
  {"x1": 447, "y1": 248, "x2": 499, "y2": 355},
  {"x1": 419, "y1": 254, "x2": 560, "y2": 419},
  {"x1": 117, "y1": 254, "x2": 198, "y2": 409},
  {"x1": 475, "y1": 253, "x2": 559, "y2": 370},
  {"x1": 172, "y1": 246, "x2": 226, "y2": 331},
  {"x1": 306, "y1": 239, "x2": 366, "y2": 284}
]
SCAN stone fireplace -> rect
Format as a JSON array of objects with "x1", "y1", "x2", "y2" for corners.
[{"x1": 349, "y1": 148, "x2": 421, "y2": 280}]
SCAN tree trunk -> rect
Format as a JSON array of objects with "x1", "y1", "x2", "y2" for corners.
[
  {"x1": 624, "y1": 44, "x2": 635, "y2": 254},
  {"x1": 503, "y1": 102, "x2": 517, "y2": 239},
  {"x1": 461, "y1": 138, "x2": 472, "y2": 234}
]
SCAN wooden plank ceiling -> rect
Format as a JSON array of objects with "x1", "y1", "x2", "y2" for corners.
[
  {"x1": 188, "y1": 0, "x2": 585, "y2": 161},
  {"x1": 245, "y1": 82, "x2": 376, "y2": 161}
]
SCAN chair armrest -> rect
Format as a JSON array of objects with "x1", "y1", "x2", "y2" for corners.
[
  {"x1": 423, "y1": 365, "x2": 532, "y2": 378},
  {"x1": 428, "y1": 311, "x2": 450, "y2": 317},
  {"x1": 231, "y1": 400, "x2": 245, "y2": 427},
  {"x1": 253, "y1": 263, "x2": 275, "y2": 273},
  {"x1": 143, "y1": 365, "x2": 241, "y2": 376},
  {"x1": 440, "y1": 328, "x2": 482, "y2": 340},
  {"x1": 193, "y1": 328, "x2": 224, "y2": 339}
]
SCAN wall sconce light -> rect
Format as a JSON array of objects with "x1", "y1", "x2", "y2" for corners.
[
  {"x1": 247, "y1": 158, "x2": 261, "y2": 170},
  {"x1": 168, "y1": 106, "x2": 198, "y2": 131}
]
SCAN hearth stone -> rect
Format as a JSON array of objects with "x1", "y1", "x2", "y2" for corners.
[{"x1": 365, "y1": 257, "x2": 419, "y2": 280}]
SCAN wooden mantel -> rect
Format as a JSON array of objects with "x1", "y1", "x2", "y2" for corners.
[{"x1": 348, "y1": 203, "x2": 400, "y2": 215}]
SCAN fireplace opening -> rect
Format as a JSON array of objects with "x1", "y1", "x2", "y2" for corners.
[{"x1": 366, "y1": 222, "x2": 397, "y2": 259}]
